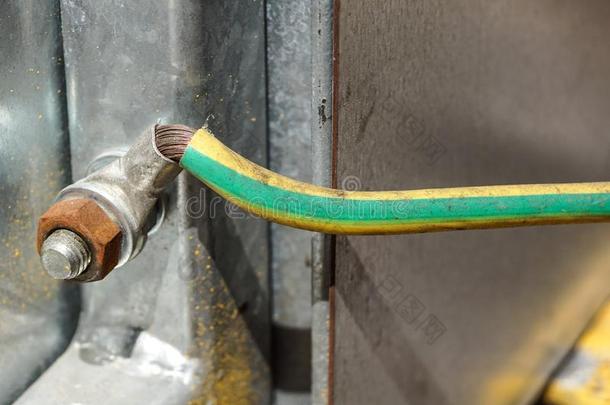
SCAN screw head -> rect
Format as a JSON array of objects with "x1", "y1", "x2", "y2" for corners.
[{"x1": 40, "y1": 229, "x2": 91, "y2": 279}]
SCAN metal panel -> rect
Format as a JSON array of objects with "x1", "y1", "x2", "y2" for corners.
[
  {"x1": 266, "y1": 1, "x2": 313, "y2": 403},
  {"x1": 0, "y1": 1, "x2": 78, "y2": 403},
  {"x1": 16, "y1": 1, "x2": 269, "y2": 403},
  {"x1": 333, "y1": 1, "x2": 610, "y2": 404}
]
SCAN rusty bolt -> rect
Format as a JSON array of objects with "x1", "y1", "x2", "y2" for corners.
[
  {"x1": 37, "y1": 199, "x2": 122, "y2": 282},
  {"x1": 41, "y1": 229, "x2": 91, "y2": 279}
]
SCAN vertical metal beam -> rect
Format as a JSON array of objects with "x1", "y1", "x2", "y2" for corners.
[
  {"x1": 266, "y1": 1, "x2": 313, "y2": 403},
  {"x1": 311, "y1": 1, "x2": 335, "y2": 404}
]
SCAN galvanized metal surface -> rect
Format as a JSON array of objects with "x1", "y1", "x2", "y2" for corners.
[
  {"x1": 20, "y1": 175, "x2": 267, "y2": 405},
  {"x1": 333, "y1": 1, "x2": 610, "y2": 404},
  {"x1": 311, "y1": 1, "x2": 335, "y2": 404},
  {"x1": 0, "y1": 1, "x2": 79, "y2": 403},
  {"x1": 16, "y1": 0, "x2": 270, "y2": 403},
  {"x1": 266, "y1": 1, "x2": 313, "y2": 403}
]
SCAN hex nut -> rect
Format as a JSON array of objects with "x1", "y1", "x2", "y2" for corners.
[{"x1": 37, "y1": 199, "x2": 122, "y2": 282}]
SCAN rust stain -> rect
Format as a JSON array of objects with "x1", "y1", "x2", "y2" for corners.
[
  {"x1": 37, "y1": 199, "x2": 122, "y2": 282},
  {"x1": 185, "y1": 249, "x2": 269, "y2": 404}
]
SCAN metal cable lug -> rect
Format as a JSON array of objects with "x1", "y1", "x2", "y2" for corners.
[{"x1": 37, "y1": 125, "x2": 182, "y2": 282}]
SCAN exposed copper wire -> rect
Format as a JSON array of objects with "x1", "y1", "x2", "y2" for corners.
[{"x1": 154, "y1": 124, "x2": 195, "y2": 162}]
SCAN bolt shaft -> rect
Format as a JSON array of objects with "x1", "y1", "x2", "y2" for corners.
[{"x1": 40, "y1": 229, "x2": 91, "y2": 280}]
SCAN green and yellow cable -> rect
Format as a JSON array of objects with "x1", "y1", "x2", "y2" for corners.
[{"x1": 155, "y1": 125, "x2": 610, "y2": 235}]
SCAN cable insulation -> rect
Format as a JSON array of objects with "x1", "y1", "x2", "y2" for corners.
[{"x1": 178, "y1": 128, "x2": 610, "y2": 234}]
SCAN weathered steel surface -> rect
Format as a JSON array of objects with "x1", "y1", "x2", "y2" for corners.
[{"x1": 333, "y1": 1, "x2": 610, "y2": 404}]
